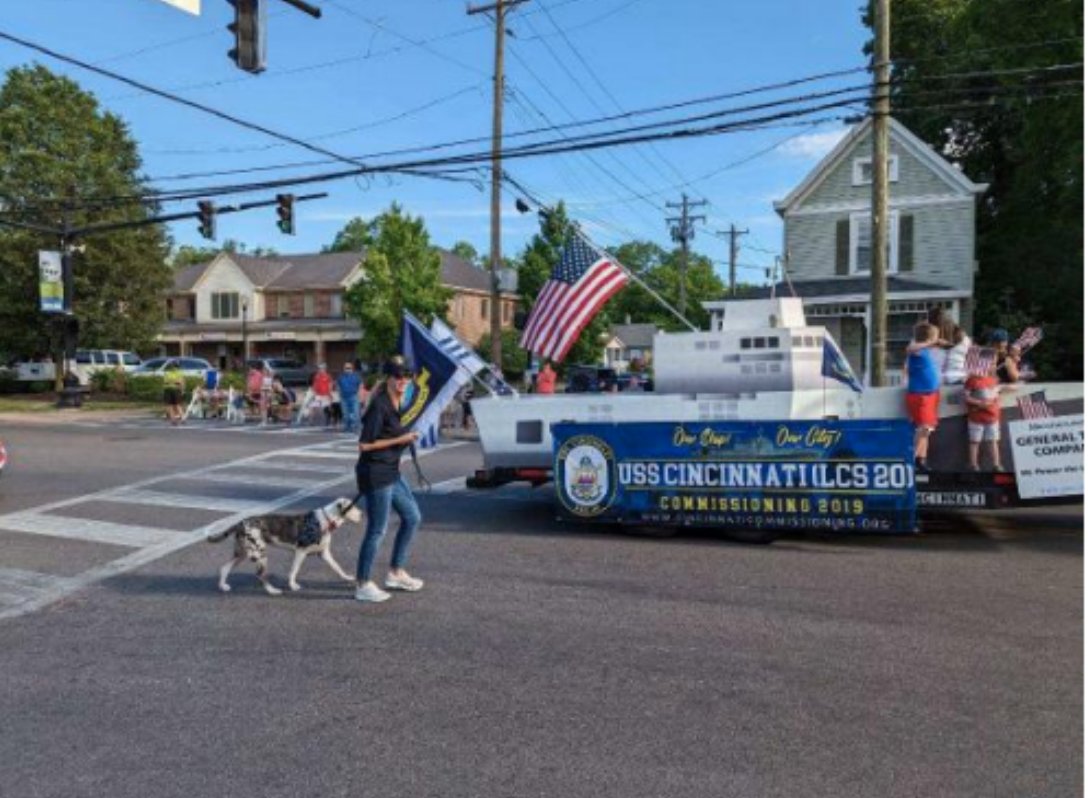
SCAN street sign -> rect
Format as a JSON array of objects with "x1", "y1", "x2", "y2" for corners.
[
  {"x1": 157, "y1": 0, "x2": 201, "y2": 14},
  {"x1": 38, "y1": 251, "x2": 64, "y2": 313}
]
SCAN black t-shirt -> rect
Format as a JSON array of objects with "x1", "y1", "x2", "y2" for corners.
[{"x1": 356, "y1": 389, "x2": 410, "y2": 492}]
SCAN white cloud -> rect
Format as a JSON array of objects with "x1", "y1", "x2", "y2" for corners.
[{"x1": 778, "y1": 129, "x2": 849, "y2": 159}]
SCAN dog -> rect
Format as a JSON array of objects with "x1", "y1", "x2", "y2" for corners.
[{"x1": 207, "y1": 497, "x2": 362, "y2": 595}]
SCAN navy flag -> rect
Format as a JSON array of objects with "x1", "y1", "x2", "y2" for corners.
[
  {"x1": 821, "y1": 335, "x2": 864, "y2": 393},
  {"x1": 398, "y1": 312, "x2": 472, "y2": 448}
]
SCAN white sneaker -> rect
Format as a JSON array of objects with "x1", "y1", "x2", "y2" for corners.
[
  {"x1": 354, "y1": 582, "x2": 391, "y2": 603},
  {"x1": 384, "y1": 572, "x2": 424, "y2": 592}
]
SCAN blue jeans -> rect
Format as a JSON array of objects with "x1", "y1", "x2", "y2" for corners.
[
  {"x1": 356, "y1": 476, "x2": 422, "y2": 582},
  {"x1": 341, "y1": 396, "x2": 359, "y2": 431}
]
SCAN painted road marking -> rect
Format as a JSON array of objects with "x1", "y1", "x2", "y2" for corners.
[
  {"x1": 0, "y1": 513, "x2": 180, "y2": 548},
  {"x1": 0, "y1": 440, "x2": 466, "y2": 621},
  {"x1": 107, "y1": 488, "x2": 270, "y2": 514},
  {"x1": 0, "y1": 568, "x2": 75, "y2": 609}
]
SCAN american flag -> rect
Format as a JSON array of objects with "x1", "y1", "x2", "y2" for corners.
[
  {"x1": 1012, "y1": 326, "x2": 1043, "y2": 354},
  {"x1": 964, "y1": 345, "x2": 997, "y2": 377},
  {"x1": 520, "y1": 234, "x2": 628, "y2": 363},
  {"x1": 1016, "y1": 390, "x2": 1054, "y2": 420}
]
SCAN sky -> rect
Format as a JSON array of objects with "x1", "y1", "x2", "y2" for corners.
[{"x1": 0, "y1": 0, "x2": 871, "y2": 284}]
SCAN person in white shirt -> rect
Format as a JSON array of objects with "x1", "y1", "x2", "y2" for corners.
[{"x1": 943, "y1": 326, "x2": 971, "y2": 384}]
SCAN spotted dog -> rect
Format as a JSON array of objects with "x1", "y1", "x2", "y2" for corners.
[{"x1": 208, "y1": 497, "x2": 362, "y2": 595}]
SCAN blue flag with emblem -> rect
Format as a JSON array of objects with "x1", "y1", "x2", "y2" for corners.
[
  {"x1": 398, "y1": 312, "x2": 472, "y2": 448},
  {"x1": 821, "y1": 334, "x2": 864, "y2": 393}
]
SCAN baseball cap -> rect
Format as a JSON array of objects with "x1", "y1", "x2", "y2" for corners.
[{"x1": 382, "y1": 357, "x2": 413, "y2": 378}]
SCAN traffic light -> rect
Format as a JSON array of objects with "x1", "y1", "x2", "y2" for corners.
[
  {"x1": 276, "y1": 194, "x2": 295, "y2": 235},
  {"x1": 227, "y1": 0, "x2": 266, "y2": 74},
  {"x1": 197, "y1": 201, "x2": 216, "y2": 240}
]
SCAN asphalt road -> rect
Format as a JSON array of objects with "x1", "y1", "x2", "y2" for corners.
[{"x1": 0, "y1": 413, "x2": 1082, "y2": 798}]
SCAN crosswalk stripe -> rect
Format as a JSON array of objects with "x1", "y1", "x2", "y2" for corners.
[
  {"x1": 0, "y1": 513, "x2": 180, "y2": 548},
  {"x1": 238, "y1": 460, "x2": 347, "y2": 475},
  {"x1": 105, "y1": 489, "x2": 269, "y2": 514},
  {"x1": 191, "y1": 472, "x2": 329, "y2": 488},
  {"x1": 0, "y1": 568, "x2": 74, "y2": 607}
]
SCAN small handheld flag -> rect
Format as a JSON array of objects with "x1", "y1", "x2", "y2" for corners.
[{"x1": 821, "y1": 335, "x2": 864, "y2": 393}]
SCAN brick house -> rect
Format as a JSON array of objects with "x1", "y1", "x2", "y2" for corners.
[{"x1": 158, "y1": 249, "x2": 518, "y2": 369}]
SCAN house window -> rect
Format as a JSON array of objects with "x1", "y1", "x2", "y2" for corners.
[
  {"x1": 850, "y1": 211, "x2": 899, "y2": 274},
  {"x1": 303, "y1": 293, "x2": 315, "y2": 317},
  {"x1": 330, "y1": 293, "x2": 343, "y2": 318},
  {"x1": 210, "y1": 292, "x2": 239, "y2": 320},
  {"x1": 502, "y1": 301, "x2": 511, "y2": 323},
  {"x1": 852, "y1": 155, "x2": 899, "y2": 186},
  {"x1": 740, "y1": 337, "x2": 752, "y2": 350},
  {"x1": 277, "y1": 295, "x2": 289, "y2": 318},
  {"x1": 481, "y1": 299, "x2": 489, "y2": 319}
]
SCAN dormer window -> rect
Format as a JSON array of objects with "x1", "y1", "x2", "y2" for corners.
[{"x1": 852, "y1": 155, "x2": 899, "y2": 186}]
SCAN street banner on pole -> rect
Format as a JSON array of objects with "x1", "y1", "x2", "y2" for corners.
[
  {"x1": 38, "y1": 251, "x2": 64, "y2": 313},
  {"x1": 157, "y1": 0, "x2": 201, "y2": 15}
]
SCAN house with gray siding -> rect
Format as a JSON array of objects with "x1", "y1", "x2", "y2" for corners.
[{"x1": 761, "y1": 117, "x2": 988, "y2": 385}]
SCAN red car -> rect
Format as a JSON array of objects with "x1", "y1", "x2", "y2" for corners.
[{"x1": 0, "y1": 439, "x2": 6, "y2": 477}]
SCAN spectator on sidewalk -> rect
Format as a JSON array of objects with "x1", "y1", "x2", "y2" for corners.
[{"x1": 338, "y1": 361, "x2": 363, "y2": 432}]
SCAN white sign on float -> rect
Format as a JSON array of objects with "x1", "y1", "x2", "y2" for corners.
[
  {"x1": 1009, "y1": 414, "x2": 1085, "y2": 500},
  {"x1": 157, "y1": 0, "x2": 201, "y2": 15}
]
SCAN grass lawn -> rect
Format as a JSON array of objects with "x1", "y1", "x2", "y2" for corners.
[{"x1": 0, "y1": 394, "x2": 159, "y2": 414}]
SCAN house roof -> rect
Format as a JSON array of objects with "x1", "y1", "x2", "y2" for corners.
[
  {"x1": 609, "y1": 323, "x2": 658, "y2": 348},
  {"x1": 774, "y1": 117, "x2": 989, "y2": 215},
  {"x1": 730, "y1": 276, "x2": 966, "y2": 301},
  {"x1": 173, "y1": 249, "x2": 516, "y2": 294}
]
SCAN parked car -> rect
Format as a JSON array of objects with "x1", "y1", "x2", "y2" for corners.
[
  {"x1": 245, "y1": 358, "x2": 316, "y2": 388},
  {"x1": 0, "y1": 438, "x2": 7, "y2": 479},
  {"x1": 564, "y1": 365, "x2": 619, "y2": 393},
  {"x1": 133, "y1": 357, "x2": 213, "y2": 378},
  {"x1": 75, "y1": 349, "x2": 142, "y2": 373}
]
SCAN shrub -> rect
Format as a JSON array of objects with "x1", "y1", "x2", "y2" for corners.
[
  {"x1": 0, "y1": 369, "x2": 18, "y2": 395},
  {"x1": 127, "y1": 375, "x2": 164, "y2": 402},
  {"x1": 27, "y1": 381, "x2": 51, "y2": 394}
]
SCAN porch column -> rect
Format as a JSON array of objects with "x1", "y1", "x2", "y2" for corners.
[{"x1": 314, "y1": 337, "x2": 326, "y2": 366}]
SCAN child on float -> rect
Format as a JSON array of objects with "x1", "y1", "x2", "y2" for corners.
[{"x1": 904, "y1": 322, "x2": 942, "y2": 472}]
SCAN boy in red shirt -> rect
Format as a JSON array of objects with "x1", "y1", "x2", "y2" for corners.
[{"x1": 963, "y1": 354, "x2": 1004, "y2": 471}]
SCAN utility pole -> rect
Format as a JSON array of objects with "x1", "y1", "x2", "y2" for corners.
[
  {"x1": 718, "y1": 224, "x2": 748, "y2": 297},
  {"x1": 870, "y1": 0, "x2": 891, "y2": 387},
  {"x1": 468, "y1": 0, "x2": 530, "y2": 372},
  {"x1": 665, "y1": 193, "x2": 707, "y2": 317}
]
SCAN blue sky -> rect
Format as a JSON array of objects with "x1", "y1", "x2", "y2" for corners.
[{"x1": 1, "y1": 0, "x2": 870, "y2": 283}]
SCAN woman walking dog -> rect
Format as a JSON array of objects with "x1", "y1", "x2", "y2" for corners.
[{"x1": 354, "y1": 357, "x2": 424, "y2": 603}]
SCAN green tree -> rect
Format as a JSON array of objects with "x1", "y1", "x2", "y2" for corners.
[
  {"x1": 516, "y1": 201, "x2": 572, "y2": 313},
  {"x1": 476, "y1": 328, "x2": 528, "y2": 380},
  {"x1": 341, "y1": 205, "x2": 453, "y2": 361},
  {"x1": 450, "y1": 240, "x2": 479, "y2": 265},
  {"x1": 0, "y1": 65, "x2": 170, "y2": 366},
  {"x1": 323, "y1": 216, "x2": 372, "y2": 253},
  {"x1": 169, "y1": 244, "x2": 222, "y2": 270},
  {"x1": 866, "y1": 0, "x2": 1083, "y2": 378}
]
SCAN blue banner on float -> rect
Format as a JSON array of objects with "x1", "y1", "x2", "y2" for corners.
[{"x1": 552, "y1": 420, "x2": 917, "y2": 534}]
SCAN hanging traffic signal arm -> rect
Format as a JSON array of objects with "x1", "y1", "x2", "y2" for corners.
[{"x1": 56, "y1": 193, "x2": 327, "y2": 238}]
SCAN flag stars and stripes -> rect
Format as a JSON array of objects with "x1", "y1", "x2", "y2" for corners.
[{"x1": 520, "y1": 235, "x2": 628, "y2": 363}]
